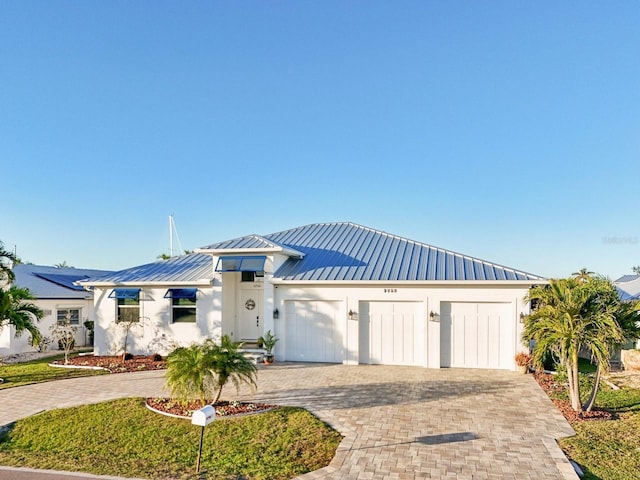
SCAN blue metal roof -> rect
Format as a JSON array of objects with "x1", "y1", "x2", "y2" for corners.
[
  {"x1": 615, "y1": 274, "x2": 640, "y2": 283},
  {"x1": 82, "y1": 253, "x2": 213, "y2": 284},
  {"x1": 616, "y1": 286, "x2": 638, "y2": 302},
  {"x1": 265, "y1": 223, "x2": 544, "y2": 282},
  {"x1": 13, "y1": 265, "x2": 114, "y2": 299}
]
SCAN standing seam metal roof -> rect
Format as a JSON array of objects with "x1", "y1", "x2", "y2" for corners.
[
  {"x1": 264, "y1": 222, "x2": 543, "y2": 282},
  {"x1": 82, "y1": 253, "x2": 213, "y2": 284}
]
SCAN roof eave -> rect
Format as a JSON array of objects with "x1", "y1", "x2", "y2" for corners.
[
  {"x1": 269, "y1": 278, "x2": 548, "y2": 286},
  {"x1": 195, "y1": 247, "x2": 305, "y2": 259},
  {"x1": 79, "y1": 279, "x2": 213, "y2": 288}
]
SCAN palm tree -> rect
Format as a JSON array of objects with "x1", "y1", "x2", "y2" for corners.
[
  {"x1": 581, "y1": 282, "x2": 640, "y2": 412},
  {"x1": 165, "y1": 343, "x2": 217, "y2": 403},
  {"x1": 0, "y1": 242, "x2": 17, "y2": 283},
  {"x1": 208, "y1": 335, "x2": 257, "y2": 403},
  {"x1": 0, "y1": 286, "x2": 43, "y2": 344},
  {"x1": 572, "y1": 268, "x2": 594, "y2": 283},
  {"x1": 523, "y1": 278, "x2": 624, "y2": 412},
  {"x1": 165, "y1": 335, "x2": 257, "y2": 405}
]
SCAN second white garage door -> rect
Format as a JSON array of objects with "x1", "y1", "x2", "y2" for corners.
[
  {"x1": 359, "y1": 301, "x2": 425, "y2": 366},
  {"x1": 284, "y1": 300, "x2": 344, "y2": 363},
  {"x1": 440, "y1": 302, "x2": 514, "y2": 369}
]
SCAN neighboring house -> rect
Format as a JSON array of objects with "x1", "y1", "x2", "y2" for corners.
[
  {"x1": 0, "y1": 264, "x2": 112, "y2": 355},
  {"x1": 614, "y1": 274, "x2": 640, "y2": 349},
  {"x1": 614, "y1": 274, "x2": 640, "y2": 301},
  {"x1": 82, "y1": 222, "x2": 545, "y2": 370}
]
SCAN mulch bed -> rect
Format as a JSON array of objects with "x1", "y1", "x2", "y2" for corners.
[
  {"x1": 533, "y1": 372, "x2": 614, "y2": 422},
  {"x1": 52, "y1": 354, "x2": 167, "y2": 373},
  {"x1": 146, "y1": 397, "x2": 276, "y2": 419}
]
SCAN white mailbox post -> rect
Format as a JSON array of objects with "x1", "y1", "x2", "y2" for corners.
[{"x1": 192, "y1": 405, "x2": 216, "y2": 474}]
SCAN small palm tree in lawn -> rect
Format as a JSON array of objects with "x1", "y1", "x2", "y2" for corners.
[
  {"x1": 165, "y1": 343, "x2": 217, "y2": 404},
  {"x1": 208, "y1": 335, "x2": 257, "y2": 404},
  {"x1": 165, "y1": 335, "x2": 257, "y2": 405},
  {"x1": 0, "y1": 286, "x2": 43, "y2": 344}
]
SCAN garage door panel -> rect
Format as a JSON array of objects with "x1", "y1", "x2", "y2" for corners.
[
  {"x1": 284, "y1": 300, "x2": 343, "y2": 363},
  {"x1": 360, "y1": 301, "x2": 424, "y2": 366},
  {"x1": 441, "y1": 302, "x2": 513, "y2": 370}
]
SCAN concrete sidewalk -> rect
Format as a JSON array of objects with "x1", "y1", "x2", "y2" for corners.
[{"x1": 0, "y1": 364, "x2": 578, "y2": 479}]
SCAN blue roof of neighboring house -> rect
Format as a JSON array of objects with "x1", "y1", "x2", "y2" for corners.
[
  {"x1": 82, "y1": 253, "x2": 213, "y2": 284},
  {"x1": 615, "y1": 274, "x2": 640, "y2": 283},
  {"x1": 615, "y1": 286, "x2": 638, "y2": 302},
  {"x1": 204, "y1": 222, "x2": 543, "y2": 282},
  {"x1": 13, "y1": 264, "x2": 114, "y2": 299}
]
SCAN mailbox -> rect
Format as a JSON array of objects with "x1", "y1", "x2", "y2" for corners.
[{"x1": 191, "y1": 405, "x2": 216, "y2": 427}]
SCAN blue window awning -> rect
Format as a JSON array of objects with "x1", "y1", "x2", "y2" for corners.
[
  {"x1": 164, "y1": 288, "x2": 197, "y2": 299},
  {"x1": 215, "y1": 256, "x2": 266, "y2": 273},
  {"x1": 109, "y1": 288, "x2": 141, "y2": 299}
]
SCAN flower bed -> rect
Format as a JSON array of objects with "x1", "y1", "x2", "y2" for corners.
[
  {"x1": 533, "y1": 372, "x2": 614, "y2": 422},
  {"x1": 51, "y1": 354, "x2": 166, "y2": 373},
  {"x1": 146, "y1": 397, "x2": 276, "y2": 419}
]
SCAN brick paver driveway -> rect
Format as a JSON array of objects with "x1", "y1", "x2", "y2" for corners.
[{"x1": 0, "y1": 364, "x2": 577, "y2": 480}]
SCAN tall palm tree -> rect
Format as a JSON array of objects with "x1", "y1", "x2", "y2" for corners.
[
  {"x1": 572, "y1": 268, "x2": 594, "y2": 283},
  {"x1": 0, "y1": 242, "x2": 17, "y2": 283},
  {"x1": 0, "y1": 286, "x2": 43, "y2": 344},
  {"x1": 581, "y1": 281, "x2": 640, "y2": 412},
  {"x1": 523, "y1": 278, "x2": 624, "y2": 412}
]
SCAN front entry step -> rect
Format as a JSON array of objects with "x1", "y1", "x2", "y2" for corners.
[{"x1": 240, "y1": 347, "x2": 266, "y2": 365}]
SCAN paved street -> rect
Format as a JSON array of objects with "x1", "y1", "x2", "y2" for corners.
[{"x1": 0, "y1": 364, "x2": 578, "y2": 479}]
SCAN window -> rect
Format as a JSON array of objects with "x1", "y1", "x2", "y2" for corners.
[
  {"x1": 215, "y1": 256, "x2": 266, "y2": 272},
  {"x1": 109, "y1": 289, "x2": 141, "y2": 323},
  {"x1": 241, "y1": 271, "x2": 255, "y2": 282},
  {"x1": 117, "y1": 297, "x2": 140, "y2": 323},
  {"x1": 165, "y1": 288, "x2": 197, "y2": 323},
  {"x1": 57, "y1": 308, "x2": 80, "y2": 325}
]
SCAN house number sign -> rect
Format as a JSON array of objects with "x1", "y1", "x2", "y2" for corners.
[{"x1": 245, "y1": 299, "x2": 256, "y2": 310}]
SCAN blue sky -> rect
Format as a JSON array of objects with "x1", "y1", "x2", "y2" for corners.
[{"x1": 1, "y1": 1, "x2": 638, "y2": 278}]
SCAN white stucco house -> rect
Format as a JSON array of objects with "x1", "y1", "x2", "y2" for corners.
[
  {"x1": 81, "y1": 222, "x2": 546, "y2": 370},
  {"x1": 1, "y1": 264, "x2": 112, "y2": 355}
]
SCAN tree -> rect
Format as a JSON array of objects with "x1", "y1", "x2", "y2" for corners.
[
  {"x1": 0, "y1": 286, "x2": 43, "y2": 345},
  {"x1": 632, "y1": 266, "x2": 640, "y2": 275},
  {"x1": 165, "y1": 336, "x2": 257, "y2": 405},
  {"x1": 581, "y1": 286, "x2": 640, "y2": 412},
  {"x1": 0, "y1": 242, "x2": 17, "y2": 283},
  {"x1": 523, "y1": 276, "x2": 636, "y2": 413},
  {"x1": 50, "y1": 313, "x2": 78, "y2": 365},
  {"x1": 54, "y1": 261, "x2": 72, "y2": 268},
  {"x1": 165, "y1": 343, "x2": 217, "y2": 403},
  {"x1": 209, "y1": 335, "x2": 258, "y2": 403},
  {"x1": 572, "y1": 268, "x2": 594, "y2": 283}
]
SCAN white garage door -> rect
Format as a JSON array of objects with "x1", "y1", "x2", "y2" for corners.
[
  {"x1": 359, "y1": 301, "x2": 425, "y2": 366},
  {"x1": 440, "y1": 302, "x2": 514, "y2": 369},
  {"x1": 284, "y1": 300, "x2": 343, "y2": 363}
]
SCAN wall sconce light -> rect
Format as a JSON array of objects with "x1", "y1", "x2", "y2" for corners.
[
  {"x1": 348, "y1": 309, "x2": 357, "y2": 320},
  {"x1": 429, "y1": 311, "x2": 439, "y2": 322},
  {"x1": 273, "y1": 308, "x2": 279, "y2": 319},
  {"x1": 519, "y1": 312, "x2": 526, "y2": 323}
]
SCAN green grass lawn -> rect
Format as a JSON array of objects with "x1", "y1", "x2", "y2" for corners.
[
  {"x1": 550, "y1": 364, "x2": 640, "y2": 480},
  {"x1": 0, "y1": 353, "x2": 107, "y2": 389},
  {"x1": 0, "y1": 398, "x2": 342, "y2": 480}
]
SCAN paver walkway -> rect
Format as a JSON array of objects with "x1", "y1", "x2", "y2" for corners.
[{"x1": 0, "y1": 364, "x2": 577, "y2": 480}]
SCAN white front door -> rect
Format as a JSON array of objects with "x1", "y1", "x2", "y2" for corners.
[{"x1": 239, "y1": 289, "x2": 262, "y2": 341}]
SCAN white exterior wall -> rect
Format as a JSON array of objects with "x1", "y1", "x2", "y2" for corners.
[
  {"x1": 272, "y1": 283, "x2": 531, "y2": 370},
  {"x1": 0, "y1": 298, "x2": 95, "y2": 355},
  {"x1": 93, "y1": 286, "x2": 218, "y2": 356}
]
